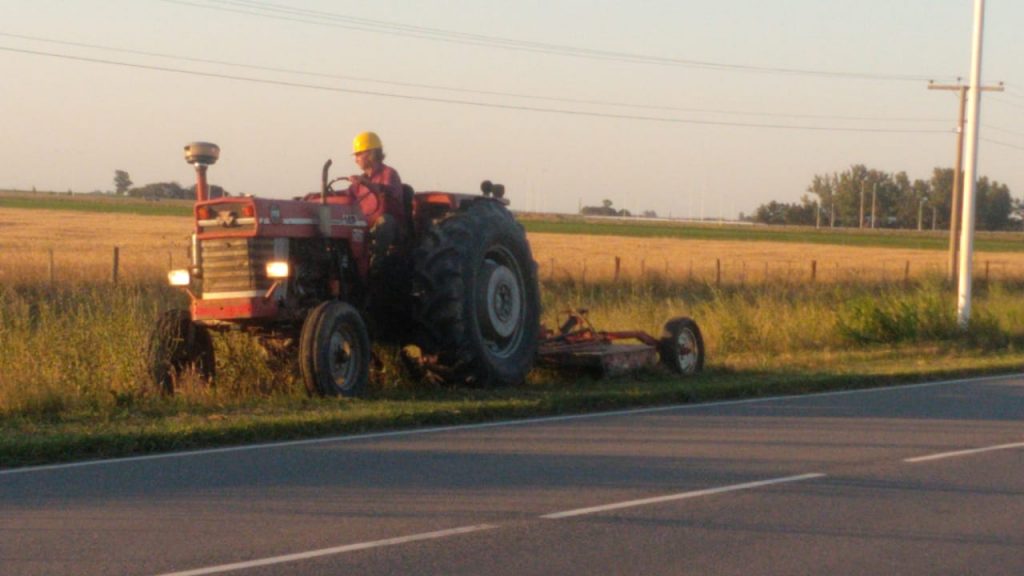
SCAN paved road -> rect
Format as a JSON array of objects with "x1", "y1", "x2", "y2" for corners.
[{"x1": 2, "y1": 375, "x2": 1023, "y2": 575}]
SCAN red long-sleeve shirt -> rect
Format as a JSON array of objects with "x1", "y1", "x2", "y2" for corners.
[{"x1": 349, "y1": 163, "x2": 404, "y2": 224}]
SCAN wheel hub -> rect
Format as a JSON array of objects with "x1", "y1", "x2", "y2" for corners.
[{"x1": 479, "y1": 260, "x2": 522, "y2": 340}]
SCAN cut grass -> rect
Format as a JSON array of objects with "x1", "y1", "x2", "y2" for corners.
[
  {"x1": 6, "y1": 190, "x2": 1024, "y2": 253},
  {"x1": 520, "y1": 217, "x2": 1024, "y2": 253},
  {"x1": 0, "y1": 191, "x2": 192, "y2": 217}
]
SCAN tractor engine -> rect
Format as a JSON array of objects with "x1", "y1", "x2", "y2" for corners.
[{"x1": 168, "y1": 142, "x2": 369, "y2": 325}]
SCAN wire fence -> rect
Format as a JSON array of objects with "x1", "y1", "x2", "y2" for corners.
[
  {"x1": 3, "y1": 247, "x2": 1023, "y2": 287},
  {"x1": 539, "y1": 255, "x2": 1024, "y2": 286}
]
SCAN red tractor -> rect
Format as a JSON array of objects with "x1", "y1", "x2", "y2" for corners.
[{"x1": 149, "y1": 142, "x2": 541, "y2": 396}]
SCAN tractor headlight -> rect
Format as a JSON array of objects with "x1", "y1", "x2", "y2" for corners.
[
  {"x1": 266, "y1": 261, "x2": 290, "y2": 279},
  {"x1": 168, "y1": 269, "x2": 191, "y2": 286}
]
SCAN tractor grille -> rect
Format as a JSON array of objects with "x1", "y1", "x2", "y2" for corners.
[{"x1": 199, "y1": 238, "x2": 275, "y2": 295}]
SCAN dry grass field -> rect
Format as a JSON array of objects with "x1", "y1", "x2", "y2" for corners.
[
  {"x1": 0, "y1": 207, "x2": 192, "y2": 284},
  {"x1": 3, "y1": 205, "x2": 1024, "y2": 285}
]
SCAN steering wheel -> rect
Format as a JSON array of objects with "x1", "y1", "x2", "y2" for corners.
[{"x1": 325, "y1": 175, "x2": 349, "y2": 195}]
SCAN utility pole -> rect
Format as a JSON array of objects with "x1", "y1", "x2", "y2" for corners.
[
  {"x1": 928, "y1": 78, "x2": 1003, "y2": 282},
  {"x1": 871, "y1": 183, "x2": 877, "y2": 229},
  {"x1": 859, "y1": 182, "x2": 865, "y2": 229},
  {"x1": 956, "y1": 0, "x2": 990, "y2": 328},
  {"x1": 917, "y1": 198, "x2": 925, "y2": 231}
]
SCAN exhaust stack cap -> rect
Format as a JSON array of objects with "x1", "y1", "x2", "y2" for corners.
[{"x1": 184, "y1": 142, "x2": 220, "y2": 166}]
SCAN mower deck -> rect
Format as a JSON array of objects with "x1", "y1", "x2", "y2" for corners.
[{"x1": 537, "y1": 341, "x2": 658, "y2": 377}]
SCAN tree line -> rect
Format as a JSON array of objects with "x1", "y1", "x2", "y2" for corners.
[
  {"x1": 753, "y1": 165, "x2": 1015, "y2": 231},
  {"x1": 114, "y1": 170, "x2": 228, "y2": 200}
]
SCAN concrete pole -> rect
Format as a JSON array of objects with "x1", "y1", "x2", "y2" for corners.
[
  {"x1": 871, "y1": 183, "x2": 877, "y2": 229},
  {"x1": 957, "y1": 0, "x2": 986, "y2": 328},
  {"x1": 859, "y1": 182, "x2": 865, "y2": 229}
]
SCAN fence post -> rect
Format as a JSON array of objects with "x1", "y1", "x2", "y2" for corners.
[
  {"x1": 811, "y1": 260, "x2": 817, "y2": 283},
  {"x1": 112, "y1": 246, "x2": 120, "y2": 285},
  {"x1": 904, "y1": 260, "x2": 910, "y2": 284},
  {"x1": 985, "y1": 260, "x2": 990, "y2": 284},
  {"x1": 640, "y1": 259, "x2": 646, "y2": 278},
  {"x1": 48, "y1": 248, "x2": 55, "y2": 286},
  {"x1": 614, "y1": 256, "x2": 621, "y2": 283},
  {"x1": 715, "y1": 258, "x2": 721, "y2": 287}
]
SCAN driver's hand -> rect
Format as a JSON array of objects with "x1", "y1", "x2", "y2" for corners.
[{"x1": 350, "y1": 174, "x2": 367, "y2": 186}]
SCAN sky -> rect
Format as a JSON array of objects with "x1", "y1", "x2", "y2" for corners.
[{"x1": 2, "y1": 0, "x2": 1023, "y2": 218}]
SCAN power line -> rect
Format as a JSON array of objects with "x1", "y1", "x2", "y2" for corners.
[
  {"x1": 157, "y1": 0, "x2": 951, "y2": 83},
  {"x1": 982, "y1": 137, "x2": 1024, "y2": 151},
  {"x1": 0, "y1": 31, "x2": 948, "y2": 124},
  {"x1": 989, "y1": 96, "x2": 1024, "y2": 110},
  {"x1": 0, "y1": 44, "x2": 953, "y2": 135},
  {"x1": 983, "y1": 124, "x2": 1024, "y2": 139}
]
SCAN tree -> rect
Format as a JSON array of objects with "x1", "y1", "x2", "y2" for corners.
[
  {"x1": 114, "y1": 170, "x2": 132, "y2": 195},
  {"x1": 752, "y1": 200, "x2": 816, "y2": 225},
  {"x1": 976, "y1": 178, "x2": 1013, "y2": 230},
  {"x1": 128, "y1": 181, "x2": 188, "y2": 199}
]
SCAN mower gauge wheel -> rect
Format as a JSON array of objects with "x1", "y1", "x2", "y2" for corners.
[{"x1": 658, "y1": 316, "x2": 705, "y2": 375}]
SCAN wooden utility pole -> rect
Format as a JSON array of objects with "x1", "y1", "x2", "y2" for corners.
[{"x1": 928, "y1": 79, "x2": 1003, "y2": 282}]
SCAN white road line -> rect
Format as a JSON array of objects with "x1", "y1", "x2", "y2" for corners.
[
  {"x1": 541, "y1": 473, "x2": 826, "y2": 520},
  {"x1": 152, "y1": 523, "x2": 499, "y2": 576},
  {"x1": 904, "y1": 441, "x2": 1024, "y2": 463},
  {"x1": 3, "y1": 372, "x2": 1017, "y2": 477}
]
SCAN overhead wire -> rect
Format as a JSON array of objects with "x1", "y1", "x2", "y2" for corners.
[
  {"x1": 0, "y1": 44, "x2": 953, "y2": 135},
  {"x1": 156, "y1": 0, "x2": 951, "y2": 83},
  {"x1": 982, "y1": 137, "x2": 1024, "y2": 152},
  {"x1": 0, "y1": 31, "x2": 948, "y2": 124}
]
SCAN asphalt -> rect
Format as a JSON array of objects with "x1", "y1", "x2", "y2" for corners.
[{"x1": 1, "y1": 375, "x2": 1022, "y2": 575}]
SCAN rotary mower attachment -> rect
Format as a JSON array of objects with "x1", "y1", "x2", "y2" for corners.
[{"x1": 537, "y1": 309, "x2": 705, "y2": 378}]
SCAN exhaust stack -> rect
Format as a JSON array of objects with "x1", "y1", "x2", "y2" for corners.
[{"x1": 184, "y1": 142, "x2": 220, "y2": 202}]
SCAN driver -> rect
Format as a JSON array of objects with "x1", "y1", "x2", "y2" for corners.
[{"x1": 348, "y1": 131, "x2": 404, "y2": 264}]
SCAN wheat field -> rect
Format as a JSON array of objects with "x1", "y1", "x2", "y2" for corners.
[{"x1": 3, "y1": 206, "x2": 1024, "y2": 285}]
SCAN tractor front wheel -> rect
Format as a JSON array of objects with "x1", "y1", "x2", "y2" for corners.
[
  {"x1": 299, "y1": 301, "x2": 370, "y2": 397},
  {"x1": 147, "y1": 309, "x2": 215, "y2": 394},
  {"x1": 658, "y1": 317, "x2": 705, "y2": 375}
]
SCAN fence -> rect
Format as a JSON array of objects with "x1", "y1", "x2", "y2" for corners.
[
  {"x1": 3, "y1": 248, "x2": 1023, "y2": 287},
  {"x1": 540, "y1": 255, "x2": 1023, "y2": 286},
  {"x1": 1, "y1": 246, "x2": 182, "y2": 286}
]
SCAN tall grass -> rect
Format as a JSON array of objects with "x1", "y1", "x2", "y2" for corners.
[{"x1": 3, "y1": 276, "x2": 1024, "y2": 419}]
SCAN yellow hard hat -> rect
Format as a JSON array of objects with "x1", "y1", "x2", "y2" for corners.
[{"x1": 352, "y1": 131, "x2": 382, "y2": 154}]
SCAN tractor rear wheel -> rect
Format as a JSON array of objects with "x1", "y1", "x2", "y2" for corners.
[
  {"x1": 412, "y1": 201, "x2": 540, "y2": 387},
  {"x1": 658, "y1": 317, "x2": 705, "y2": 375},
  {"x1": 147, "y1": 309, "x2": 215, "y2": 394},
  {"x1": 299, "y1": 301, "x2": 370, "y2": 397}
]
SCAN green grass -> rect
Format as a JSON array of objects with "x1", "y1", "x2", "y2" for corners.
[
  {"x1": 0, "y1": 190, "x2": 192, "y2": 217},
  {"x1": 6, "y1": 190, "x2": 1024, "y2": 252},
  {"x1": 520, "y1": 216, "x2": 1024, "y2": 253},
  {"x1": 4, "y1": 276, "x2": 1024, "y2": 468}
]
